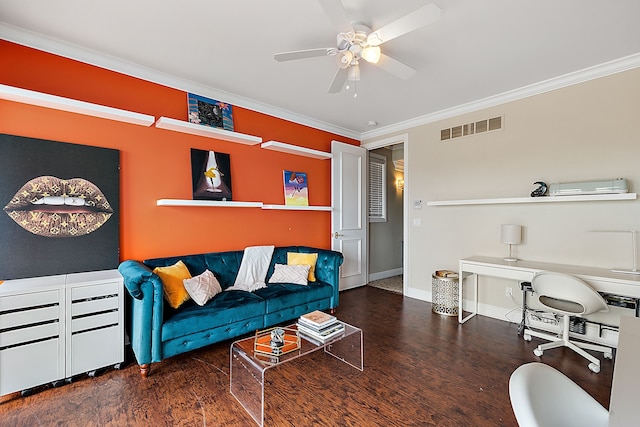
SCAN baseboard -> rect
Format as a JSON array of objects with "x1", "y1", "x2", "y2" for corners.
[
  {"x1": 369, "y1": 268, "x2": 403, "y2": 282},
  {"x1": 405, "y1": 287, "x2": 431, "y2": 302}
]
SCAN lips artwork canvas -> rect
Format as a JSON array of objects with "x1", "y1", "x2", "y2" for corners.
[{"x1": 0, "y1": 134, "x2": 120, "y2": 280}]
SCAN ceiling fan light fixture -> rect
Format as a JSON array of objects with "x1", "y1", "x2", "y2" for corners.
[
  {"x1": 361, "y1": 45, "x2": 381, "y2": 64},
  {"x1": 336, "y1": 50, "x2": 354, "y2": 69}
]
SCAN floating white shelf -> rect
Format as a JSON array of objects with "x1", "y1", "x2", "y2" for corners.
[
  {"x1": 427, "y1": 193, "x2": 637, "y2": 206},
  {"x1": 261, "y1": 204, "x2": 332, "y2": 211},
  {"x1": 157, "y1": 199, "x2": 263, "y2": 208},
  {"x1": 261, "y1": 141, "x2": 332, "y2": 159},
  {"x1": 154, "y1": 116, "x2": 262, "y2": 145},
  {"x1": 0, "y1": 84, "x2": 156, "y2": 126}
]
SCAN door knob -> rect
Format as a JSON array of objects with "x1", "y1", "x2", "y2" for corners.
[{"x1": 333, "y1": 232, "x2": 344, "y2": 239}]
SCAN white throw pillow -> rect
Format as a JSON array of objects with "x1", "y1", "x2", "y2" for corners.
[
  {"x1": 183, "y1": 269, "x2": 222, "y2": 306},
  {"x1": 269, "y1": 263, "x2": 310, "y2": 286}
]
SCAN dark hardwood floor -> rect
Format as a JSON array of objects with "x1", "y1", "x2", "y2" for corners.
[{"x1": 0, "y1": 286, "x2": 614, "y2": 426}]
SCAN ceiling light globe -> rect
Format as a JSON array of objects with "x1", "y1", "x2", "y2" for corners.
[{"x1": 362, "y1": 46, "x2": 381, "y2": 64}]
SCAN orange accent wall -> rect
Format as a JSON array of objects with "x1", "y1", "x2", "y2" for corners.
[{"x1": 0, "y1": 41, "x2": 359, "y2": 261}]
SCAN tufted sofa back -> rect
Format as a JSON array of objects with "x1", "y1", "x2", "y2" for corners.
[{"x1": 143, "y1": 246, "x2": 343, "y2": 290}]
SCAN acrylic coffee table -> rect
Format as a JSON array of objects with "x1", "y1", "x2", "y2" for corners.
[{"x1": 230, "y1": 321, "x2": 363, "y2": 426}]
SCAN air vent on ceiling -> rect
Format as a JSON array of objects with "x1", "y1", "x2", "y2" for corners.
[{"x1": 440, "y1": 116, "x2": 503, "y2": 141}]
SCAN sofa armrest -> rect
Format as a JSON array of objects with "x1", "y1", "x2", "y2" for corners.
[
  {"x1": 118, "y1": 260, "x2": 165, "y2": 365},
  {"x1": 308, "y1": 248, "x2": 344, "y2": 308},
  {"x1": 118, "y1": 260, "x2": 154, "y2": 299}
]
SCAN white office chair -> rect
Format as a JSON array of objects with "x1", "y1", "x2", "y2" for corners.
[
  {"x1": 523, "y1": 271, "x2": 612, "y2": 373},
  {"x1": 509, "y1": 362, "x2": 608, "y2": 427}
]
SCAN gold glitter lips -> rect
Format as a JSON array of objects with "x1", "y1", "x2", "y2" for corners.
[{"x1": 4, "y1": 176, "x2": 113, "y2": 238}]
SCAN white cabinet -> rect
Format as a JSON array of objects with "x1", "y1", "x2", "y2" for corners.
[
  {"x1": 65, "y1": 271, "x2": 124, "y2": 378},
  {"x1": 0, "y1": 270, "x2": 123, "y2": 396}
]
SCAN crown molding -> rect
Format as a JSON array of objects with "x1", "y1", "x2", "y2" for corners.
[
  {"x1": 4, "y1": 23, "x2": 639, "y2": 144},
  {"x1": 361, "y1": 52, "x2": 640, "y2": 141},
  {"x1": 1, "y1": 24, "x2": 361, "y2": 141}
]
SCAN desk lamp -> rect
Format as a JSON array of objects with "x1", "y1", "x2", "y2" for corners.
[{"x1": 501, "y1": 224, "x2": 522, "y2": 262}]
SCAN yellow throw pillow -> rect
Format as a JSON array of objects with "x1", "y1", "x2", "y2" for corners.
[
  {"x1": 153, "y1": 260, "x2": 192, "y2": 309},
  {"x1": 287, "y1": 252, "x2": 318, "y2": 282}
]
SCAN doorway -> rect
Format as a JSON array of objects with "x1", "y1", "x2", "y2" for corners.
[{"x1": 362, "y1": 134, "x2": 408, "y2": 295}]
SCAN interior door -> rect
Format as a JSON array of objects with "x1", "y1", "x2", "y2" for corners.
[{"x1": 331, "y1": 140, "x2": 367, "y2": 291}]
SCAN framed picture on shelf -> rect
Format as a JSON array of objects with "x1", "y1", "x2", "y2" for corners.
[
  {"x1": 187, "y1": 93, "x2": 234, "y2": 131},
  {"x1": 191, "y1": 149, "x2": 232, "y2": 201},
  {"x1": 283, "y1": 170, "x2": 309, "y2": 206}
]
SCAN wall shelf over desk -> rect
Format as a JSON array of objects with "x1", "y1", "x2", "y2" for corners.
[
  {"x1": 0, "y1": 84, "x2": 155, "y2": 127},
  {"x1": 428, "y1": 193, "x2": 637, "y2": 206},
  {"x1": 261, "y1": 141, "x2": 332, "y2": 159},
  {"x1": 157, "y1": 199, "x2": 263, "y2": 208},
  {"x1": 261, "y1": 204, "x2": 332, "y2": 211},
  {"x1": 154, "y1": 117, "x2": 262, "y2": 145}
]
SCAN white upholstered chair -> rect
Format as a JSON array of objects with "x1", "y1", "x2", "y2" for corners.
[
  {"x1": 509, "y1": 362, "x2": 608, "y2": 427},
  {"x1": 523, "y1": 271, "x2": 612, "y2": 373}
]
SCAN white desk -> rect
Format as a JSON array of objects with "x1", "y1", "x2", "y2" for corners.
[
  {"x1": 608, "y1": 315, "x2": 640, "y2": 426},
  {"x1": 458, "y1": 256, "x2": 640, "y2": 324}
]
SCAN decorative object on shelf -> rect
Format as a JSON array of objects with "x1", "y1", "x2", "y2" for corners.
[
  {"x1": 254, "y1": 326, "x2": 300, "y2": 357},
  {"x1": 283, "y1": 170, "x2": 309, "y2": 206},
  {"x1": 191, "y1": 149, "x2": 232, "y2": 201},
  {"x1": 549, "y1": 178, "x2": 628, "y2": 196},
  {"x1": 531, "y1": 181, "x2": 547, "y2": 197},
  {"x1": 501, "y1": 224, "x2": 522, "y2": 262},
  {"x1": 0, "y1": 134, "x2": 120, "y2": 280},
  {"x1": 187, "y1": 93, "x2": 234, "y2": 131}
]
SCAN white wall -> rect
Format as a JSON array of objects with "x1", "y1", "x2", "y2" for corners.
[{"x1": 364, "y1": 68, "x2": 640, "y2": 321}]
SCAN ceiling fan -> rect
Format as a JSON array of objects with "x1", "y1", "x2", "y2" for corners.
[{"x1": 274, "y1": 0, "x2": 441, "y2": 94}]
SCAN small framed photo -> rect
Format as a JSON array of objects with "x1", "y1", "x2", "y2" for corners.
[
  {"x1": 283, "y1": 171, "x2": 309, "y2": 206},
  {"x1": 191, "y1": 149, "x2": 232, "y2": 201},
  {"x1": 187, "y1": 93, "x2": 234, "y2": 131}
]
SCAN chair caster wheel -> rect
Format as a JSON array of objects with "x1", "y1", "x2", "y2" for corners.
[
  {"x1": 604, "y1": 352, "x2": 613, "y2": 359},
  {"x1": 523, "y1": 334, "x2": 532, "y2": 341},
  {"x1": 533, "y1": 348, "x2": 543, "y2": 357},
  {"x1": 588, "y1": 363, "x2": 600, "y2": 373}
]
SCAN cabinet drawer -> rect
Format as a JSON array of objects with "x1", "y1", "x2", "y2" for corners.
[
  {"x1": 71, "y1": 282, "x2": 120, "y2": 300},
  {"x1": 71, "y1": 311, "x2": 119, "y2": 333},
  {"x1": 71, "y1": 296, "x2": 119, "y2": 317},
  {"x1": 0, "y1": 290, "x2": 59, "y2": 311},
  {"x1": 70, "y1": 325, "x2": 122, "y2": 376},
  {"x1": 0, "y1": 338, "x2": 63, "y2": 395},
  {"x1": 0, "y1": 305, "x2": 59, "y2": 330},
  {"x1": 0, "y1": 322, "x2": 59, "y2": 348}
]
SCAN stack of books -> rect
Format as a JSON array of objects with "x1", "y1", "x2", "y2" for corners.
[{"x1": 297, "y1": 310, "x2": 345, "y2": 343}]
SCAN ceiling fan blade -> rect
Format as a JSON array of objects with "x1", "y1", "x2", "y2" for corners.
[
  {"x1": 328, "y1": 67, "x2": 348, "y2": 93},
  {"x1": 376, "y1": 53, "x2": 416, "y2": 80},
  {"x1": 274, "y1": 48, "x2": 336, "y2": 62},
  {"x1": 367, "y1": 4, "x2": 441, "y2": 46},
  {"x1": 318, "y1": 0, "x2": 354, "y2": 35}
]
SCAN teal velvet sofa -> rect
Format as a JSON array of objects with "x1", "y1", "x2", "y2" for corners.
[{"x1": 118, "y1": 246, "x2": 343, "y2": 377}]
